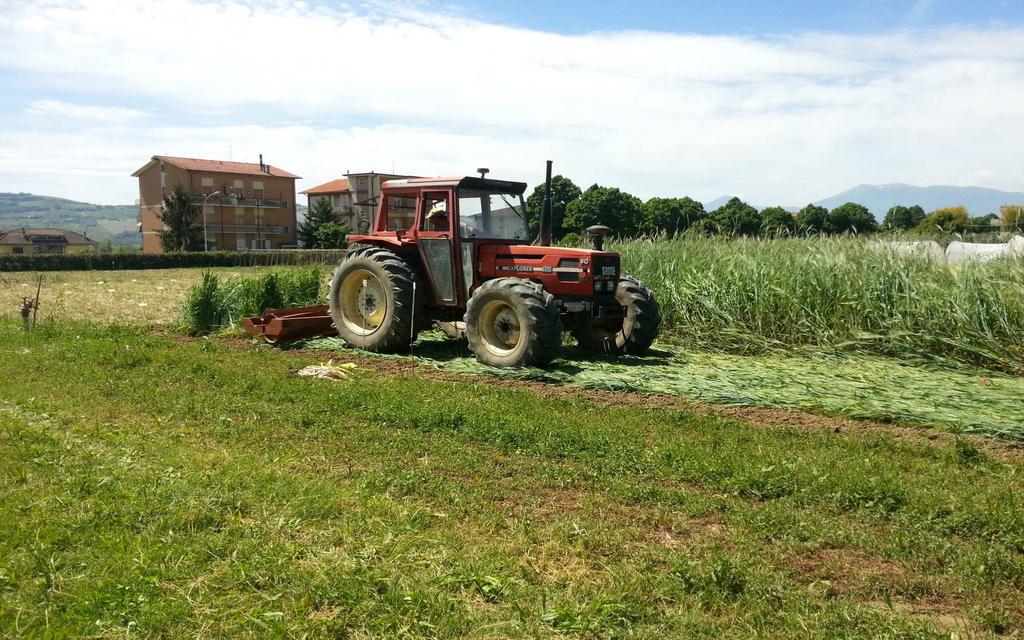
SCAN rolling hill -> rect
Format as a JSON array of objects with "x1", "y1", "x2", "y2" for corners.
[{"x1": 0, "y1": 193, "x2": 139, "y2": 247}]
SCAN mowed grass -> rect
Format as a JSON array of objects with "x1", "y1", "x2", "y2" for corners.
[
  {"x1": 2, "y1": 320, "x2": 1023, "y2": 638},
  {"x1": 0, "y1": 266, "x2": 309, "y2": 327},
  {"x1": 306, "y1": 334, "x2": 1024, "y2": 440}
]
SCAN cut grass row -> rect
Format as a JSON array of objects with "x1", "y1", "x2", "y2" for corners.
[
  {"x1": 304, "y1": 334, "x2": 1024, "y2": 440},
  {"x1": 1, "y1": 320, "x2": 1023, "y2": 637}
]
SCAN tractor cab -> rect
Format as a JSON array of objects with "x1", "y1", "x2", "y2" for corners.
[{"x1": 335, "y1": 164, "x2": 661, "y2": 368}]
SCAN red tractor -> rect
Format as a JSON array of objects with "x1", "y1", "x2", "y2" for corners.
[{"x1": 329, "y1": 162, "x2": 660, "y2": 367}]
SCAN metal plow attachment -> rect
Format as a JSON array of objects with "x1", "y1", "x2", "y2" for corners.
[{"x1": 242, "y1": 305, "x2": 338, "y2": 344}]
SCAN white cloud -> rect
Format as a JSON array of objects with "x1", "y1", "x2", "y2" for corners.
[
  {"x1": 24, "y1": 99, "x2": 149, "y2": 122},
  {"x1": 0, "y1": 0, "x2": 1023, "y2": 207}
]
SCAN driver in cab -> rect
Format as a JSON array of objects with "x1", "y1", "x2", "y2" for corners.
[{"x1": 425, "y1": 201, "x2": 449, "y2": 232}]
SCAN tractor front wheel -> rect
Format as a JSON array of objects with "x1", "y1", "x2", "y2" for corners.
[
  {"x1": 465, "y1": 278, "x2": 562, "y2": 368},
  {"x1": 572, "y1": 275, "x2": 660, "y2": 355},
  {"x1": 329, "y1": 247, "x2": 423, "y2": 352}
]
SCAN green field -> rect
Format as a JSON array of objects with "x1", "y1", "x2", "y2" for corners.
[
  {"x1": 2, "y1": 321, "x2": 1023, "y2": 638},
  {"x1": 2, "y1": 236, "x2": 1024, "y2": 637}
]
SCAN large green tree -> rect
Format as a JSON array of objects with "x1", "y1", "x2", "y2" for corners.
[
  {"x1": 297, "y1": 197, "x2": 339, "y2": 248},
  {"x1": 759, "y1": 206, "x2": 795, "y2": 236},
  {"x1": 525, "y1": 175, "x2": 582, "y2": 240},
  {"x1": 158, "y1": 183, "x2": 204, "y2": 252},
  {"x1": 642, "y1": 197, "x2": 706, "y2": 237},
  {"x1": 916, "y1": 206, "x2": 970, "y2": 234},
  {"x1": 709, "y1": 197, "x2": 760, "y2": 236},
  {"x1": 883, "y1": 205, "x2": 926, "y2": 231},
  {"x1": 827, "y1": 202, "x2": 877, "y2": 234},
  {"x1": 563, "y1": 184, "x2": 645, "y2": 237},
  {"x1": 313, "y1": 221, "x2": 351, "y2": 249},
  {"x1": 796, "y1": 204, "x2": 829, "y2": 235}
]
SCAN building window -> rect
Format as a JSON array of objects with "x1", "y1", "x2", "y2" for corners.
[
  {"x1": 235, "y1": 207, "x2": 244, "y2": 224},
  {"x1": 201, "y1": 177, "x2": 214, "y2": 195},
  {"x1": 252, "y1": 181, "x2": 264, "y2": 200},
  {"x1": 13, "y1": 247, "x2": 24, "y2": 254},
  {"x1": 232, "y1": 179, "x2": 244, "y2": 198}
]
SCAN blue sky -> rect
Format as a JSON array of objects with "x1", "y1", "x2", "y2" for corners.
[
  {"x1": 448, "y1": 0, "x2": 1023, "y2": 34},
  {"x1": 1, "y1": 0, "x2": 1023, "y2": 205}
]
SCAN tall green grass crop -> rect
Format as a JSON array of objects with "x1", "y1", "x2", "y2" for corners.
[
  {"x1": 616, "y1": 236, "x2": 1024, "y2": 372},
  {"x1": 178, "y1": 266, "x2": 324, "y2": 334}
]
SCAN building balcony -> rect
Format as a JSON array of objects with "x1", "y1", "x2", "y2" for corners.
[
  {"x1": 202, "y1": 223, "x2": 291, "y2": 235},
  {"x1": 192, "y1": 194, "x2": 290, "y2": 209}
]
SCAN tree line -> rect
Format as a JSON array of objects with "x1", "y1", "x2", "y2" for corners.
[{"x1": 524, "y1": 176, "x2": 1022, "y2": 241}]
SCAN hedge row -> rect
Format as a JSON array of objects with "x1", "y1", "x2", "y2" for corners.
[{"x1": 0, "y1": 250, "x2": 349, "y2": 272}]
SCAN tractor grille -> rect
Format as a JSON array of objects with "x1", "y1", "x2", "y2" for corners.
[{"x1": 591, "y1": 255, "x2": 619, "y2": 279}]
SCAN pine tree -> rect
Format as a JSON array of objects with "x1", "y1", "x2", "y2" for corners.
[
  {"x1": 297, "y1": 197, "x2": 338, "y2": 248},
  {"x1": 158, "y1": 183, "x2": 204, "y2": 252}
]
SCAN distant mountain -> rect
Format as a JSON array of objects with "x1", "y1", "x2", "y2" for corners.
[
  {"x1": 813, "y1": 184, "x2": 1024, "y2": 219},
  {"x1": 0, "y1": 193, "x2": 139, "y2": 247}
]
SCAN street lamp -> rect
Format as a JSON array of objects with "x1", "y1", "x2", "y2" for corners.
[{"x1": 202, "y1": 191, "x2": 220, "y2": 251}]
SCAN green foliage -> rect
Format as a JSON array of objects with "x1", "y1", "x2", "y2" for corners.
[
  {"x1": 158, "y1": 183, "x2": 203, "y2": 252},
  {"x1": 758, "y1": 206, "x2": 795, "y2": 236},
  {"x1": 5, "y1": 322, "x2": 1024, "y2": 636},
  {"x1": 297, "y1": 197, "x2": 339, "y2": 248},
  {"x1": 916, "y1": 206, "x2": 970, "y2": 234},
  {"x1": 883, "y1": 205, "x2": 926, "y2": 230},
  {"x1": 796, "y1": 203, "x2": 829, "y2": 234},
  {"x1": 613, "y1": 235, "x2": 1024, "y2": 374},
  {"x1": 709, "y1": 197, "x2": 760, "y2": 236},
  {"x1": 524, "y1": 175, "x2": 582, "y2": 239},
  {"x1": 563, "y1": 184, "x2": 645, "y2": 237},
  {"x1": 827, "y1": 202, "x2": 878, "y2": 234},
  {"x1": 313, "y1": 221, "x2": 351, "y2": 249},
  {"x1": 0, "y1": 249, "x2": 346, "y2": 272},
  {"x1": 178, "y1": 267, "x2": 325, "y2": 333},
  {"x1": 1001, "y1": 204, "x2": 1024, "y2": 230},
  {"x1": 178, "y1": 271, "x2": 223, "y2": 335},
  {"x1": 642, "y1": 196, "x2": 706, "y2": 237},
  {"x1": 558, "y1": 231, "x2": 584, "y2": 247},
  {"x1": 672, "y1": 557, "x2": 750, "y2": 601}
]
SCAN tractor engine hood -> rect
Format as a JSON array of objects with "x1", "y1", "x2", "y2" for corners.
[{"x1": 477, "y1": 244, "x2": 620, "y2": 297}]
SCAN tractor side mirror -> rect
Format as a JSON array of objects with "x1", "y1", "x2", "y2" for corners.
[{"x1": 586, "y1": 225, "x2": 611, "y2": 251}]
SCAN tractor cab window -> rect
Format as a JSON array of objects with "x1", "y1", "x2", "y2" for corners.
[
  {"x1": 457, "y1": 190, "x2": 529, "y2": 241},
  {"x1": 384, "y1": 195, "x2": 416, "y2": 232},
  {"x1": 422, "y1": 197, "x2": 450, "y2": 232}
]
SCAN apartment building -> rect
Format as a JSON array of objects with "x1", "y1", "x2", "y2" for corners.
[
  {"x1": 301, "y1": 171, "x2": 415, "y2": 233},
  {"x1": 132, "y1": 155, "x2": 301, "y2": 253}
]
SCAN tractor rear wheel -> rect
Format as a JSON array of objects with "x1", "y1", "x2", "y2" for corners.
[
  {"x1": 572, "y1": 275, "x2": 660, "y2": 355},
  {"x1": 329, "y1": 247, "x2": 423, "y2": 352},
  {"x1": 465, "y1": 278, "x2": 562, "y2": 368}
]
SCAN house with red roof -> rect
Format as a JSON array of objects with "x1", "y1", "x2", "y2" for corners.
[{"x1": 132, "y1": 155, "x2": 301, "y2": 253}]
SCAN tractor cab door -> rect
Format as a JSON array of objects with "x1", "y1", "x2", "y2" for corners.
[{"x1": 415, "y1": 191, "x2": 459, "y2": 306}]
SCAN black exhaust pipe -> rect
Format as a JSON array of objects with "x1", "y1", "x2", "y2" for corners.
[{"x1": 539, "y1": 160, "x2": 553, "y2": 246}]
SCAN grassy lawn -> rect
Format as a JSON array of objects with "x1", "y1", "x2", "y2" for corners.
[
  {"x1": 0, "y1": 267, "x2": 302, "y2": 326},
  {"x1": 2, "y1": 320, "x2": 1023, "y2": 638}
]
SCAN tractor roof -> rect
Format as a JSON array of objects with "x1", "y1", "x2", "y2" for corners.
[{"x1": 382, "y1": 176, "x2": 527, "y2": 195}]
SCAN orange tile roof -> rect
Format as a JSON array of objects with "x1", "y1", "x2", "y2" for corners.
[
  {"x1": 0, "y1": 228, "x2": 96, "y2": 245},
  {"x1": 133, "y1": 155, "x2": 301, "y2": 179},
  {"x1": 301, "y1": 179, "x2": 351, "y2": 195}
]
